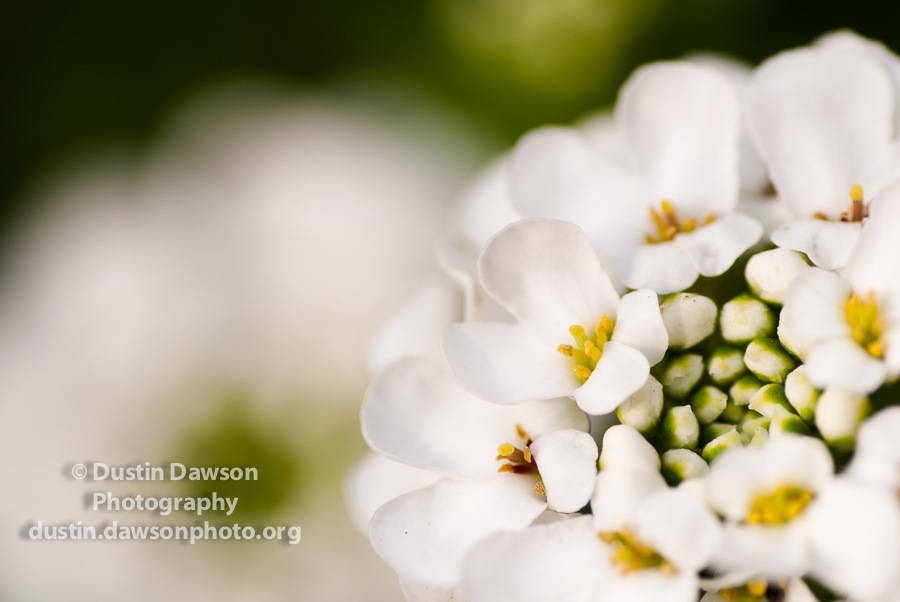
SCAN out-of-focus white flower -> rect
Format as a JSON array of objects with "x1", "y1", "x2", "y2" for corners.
[
  {"x1": 705, "y1": 435, "x2": 834, "y2": 579},
  {"x1": 509, "y1": 62, "x2": 762, "y2": 293},
  {"x1": 781, "y1": 184, "x2": 900, "y2": 394},
  {"x1": 747, "y1": 33, "x2": 900, "y2": 269},
  {"x1": 443, "y1": 218, "x2": 668, "y2": 415},
  {"x1": 462, "y1": 466, "x2": 721, "y2": 602},
  {"x1": 361, "y1": 356, "x2": 596, "y2": 588}
]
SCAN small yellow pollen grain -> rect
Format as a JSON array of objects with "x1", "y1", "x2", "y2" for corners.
[
  {"x1": 497, "y1": 463, "x2": 515, "y2": 473},
  {"x1": 660, "y1": 199, "x2": 675, "y2": 214},
  {"x1": 747, "y1": 579, "x2": 768, "y2": 597},
  {"x1": 851, "y1": 184, "x2": 864, "y2": 203},
  {"x1": 598, "y1": 314, "x2": 615, "y2": 336},
  {"x1": 497, "y1": 442, "x2": 515, "y2": 457},
  {"x1": 534, "y1": 481, "x2": 545, "y2": 495}
]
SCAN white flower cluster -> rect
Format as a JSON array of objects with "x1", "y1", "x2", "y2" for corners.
[{"x1": 348, "y1": 31, "x2": 900, "y2": 602}]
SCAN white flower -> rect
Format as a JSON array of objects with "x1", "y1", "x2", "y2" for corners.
[
  {"x1": 747, "y1": 34, "x2": 900, "y2": 269},
  {"x1": 443, "y1": 218, "x2": 668, "y2": 415},
  {"x1": 704, "y1": 435, "x2": 834, "y2": 579},
  {"x1": 461, "y1": 468, "x2": 722, "y2": 602},
  {"x1": 781, "y1": 184, "x2": 900, "y2": 394},
  {"x1": 361, "y1": 356, "x2": 597, "y2": 587},
  {"x1": 508, "y1": 61, "x2": 762, "y2": 293}
]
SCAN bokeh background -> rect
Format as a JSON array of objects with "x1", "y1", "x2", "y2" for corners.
[{"x1": 2, "y1": 1, "x2": 900, "y2": 600}]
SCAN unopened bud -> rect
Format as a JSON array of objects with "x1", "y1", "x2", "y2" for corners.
[
  {"x1": 661, "y1": 353, "x2": 705, "y2": 400},
  {"x1": 660, "y1": 293, "x2": 717, "y2": 349},
  {"x1": 616, "y1": 376, "x2": 664, "y2": 435},
  {"x1": 702, "y1": 428, "x2": 742, "y2": 463},
  {"x1": 708, "y1": 346, "x2": 747, "y2": 386},
  {"x1": 691, "y1": 386, "x2": 728, "y2": 425},
  {"x1": 720, "y1": 294, "x2": 776, "y2": 344},
  {"x1": 744, "y1": 338, "x2": 797, "y2": 384},
  {"x1": 660, "y1": 405, "x2": 700, "y2": 450},
  {"x1": 784, "y1": 366, "x2": 819, "y2": 423},
  {"x1": 745, "y1": 248, "x2": 811, "y2": 305},
  {"x1": 662, "y1": 449, "x2": 709, "y2": 484}
]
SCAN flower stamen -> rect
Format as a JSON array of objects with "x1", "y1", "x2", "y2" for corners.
[
  {"x1": 558, "y1": 316, "x2": 615, "y2": 382},
  {"x1": 747, "y1": 485, "x2": 813, "y2": 525},
  {"x1": 841, "y1": 184, "x2": 868, "y2": 223},
  {"x1": 496, "y1": 425, "x2": 538, "y2": 475},
  {"x1": 845, "y1": 291, "x2": 885, "y2": 358},
  {"x1": 646, "y1": 200, "x2": 714, "y2": 244},
  {"x1": 598, "y1": 528, "x2": 676, "y2": 575}
]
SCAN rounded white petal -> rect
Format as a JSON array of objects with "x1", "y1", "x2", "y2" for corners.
[
  {"x1": 808, "y1": 480, "x2": 900, "y2": 601},
  {"x1": 676, "y1": 213, "x2": 763, "y2": 277},
  {"x1": 361, "y1": 357, "x2": 522, "y2": 478},
  {"x1": 462, "y1": 515, "x2": 602, "y2": 602},
  {"x1": 399, "y1": 581, "x2": 463, "y2": 602},
  {"x1": 367, "y1": 281, "x2": 462, "y2": 375},
  {"x1": 781, "y1": 268, "x2": 851, "y2": 344},
  {"x1": 747, "y1": 47, "x2": 894, "y2": 217},
  {"x1": 618, "y1": 61, "x2": 740, "y2": 216},
  {"x1": 514, "y1": 398, "x2": 590, "y2": 440},
  {"x1": 574, "y1": 341, "x2": 650, "y2": 415},
  {"x1": 442, "y1": 321, "x2": 577, "y2": 404},
  {"x1": 530, "y1": 429, "x2": 599, "y2": 513},
  {"x1": 450, "y1": 153, "x2": 521, "y2": 251},
  {"x1": 345, "y1": 453, "x2": 441, "y2": 533},
  {"x1": 611, "y1": 289, "x2": 668, "y2": 366},
  {"x1": 805, "y1": 337, "x2": 887, "y2": 394},
  {"x1": 608, "y1": 570, "x2": 699, "y2": 602},
  {"x1": 369, "y1": 476, "x2": 547, "y2": 588},
  {"x1": 634, "y1": 489, "x2": 723, "y2": 572},
  {"x1": 844, "y1": 182, "x2": 900, "y2": 295},
  {"x1": 625, "y1": 241, "x2": 699, "y2": 294},
  {"x1": 591, "y1": 468, "x2": 667, "y2": 531},
  {"x1": 714, "y1": 520, "x2": 812, "y2": 579},
  {"x1": 599, "y1": 424, "x2": 661, "y2": 472},
  {"x1": 478, "y1": 218, "x2": 621, "y2": 344},
  {"x1": 745, "y1": 248, "x2": 812, "y2": 305},
  {"x1": 771, "y1": 218, "x2": 862, "y2": 270},
  {"x1": 814, "y1": 388, "x2": 870, "y2": 444},
  {"x1": 760, "y1": 434, "x2": 835, "y2": 494}
]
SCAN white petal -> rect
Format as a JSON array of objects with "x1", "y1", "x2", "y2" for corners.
[
  {"x1": 369, "y1": 476, "x2": 547, "y2": 588},
  {"x1": 367, "y1": 281, "x2": 462, "y2": 375},
  {"x1": 805, "y1": 337, "x2": 887, "y2": 394},
  {"x1": 530, "y1": 429, "x2": 598, "y2": 513},
  {"x1": 599, "y1": 424, "x2": 661, "y2": 472},
  {"x1": 451, "y1": 153, "x2": 521, "y2": 251},
  {"x1": 591, "y1": 467, "x2": 667, "y2": 531},
  {"x1": 608, "y1": 571, "x2": 699, "y2": 602},
  {"x1": 345, "y1": 453, "x2": 441, "y2": 533},
  {"x1": 361, "y1": 357, "x2": 520, "y2": 478},
  {"x1": 462, "y1": 515, "x2": 602, "y2": 602},
  {"x1": 844, "y1": 182, "x2": 900, "y2": 295},
  {"x1": 634, "y1": 489, "x2": 722, "y2": 572},
  {"x1": 611, "y1": 289, "x2": 668, "y2": 366},
  {"x1": 442, "y1": 321, "x2": 577, "y2": 404},
  {"x1": 781, "y1": 268, "x2": 851, "y2": 344},
  {"x1": 759, "y1": 434, "x2": 835, "y2": 493},
  {"x1": 574, "y1": 341, "x2": 650, "y2": 415},
  {"x1": 624, "y1": 242, "x2": 699, "y2": 294},
  {"x1": 705, "y1": 446, "x2": 767, "y2": 521},
  {"x1": 510, "y1": 127, "x2": 633, "y2": 241},
  {"x1": 808, "y1": 480, "x2": 900, "y2": 601},
  {"x1": 855, "y1": 407, "x2": 900, "y2": 468},
  {"x1": 618, "y1": 61, "x2": 741, "y2": 216},
  {"x1": 399, "y1": 581, "x2": 463, "y2": 602},
  {"x1": 747, "y1": 47, "x2": 894, "y2": 217},
  {"x1": 478, "y1": 219, "x2": 620, "y2": 344},
  {"x1": 514, "y1": 398, "x2": 590, "y2": 440},
  {"x1": 714, "y1": 520, "x2": 811, "y2": 579},
  {"x1": 771, "y1": 218, "x2": 861, "y2": 270},
  {"x1": 676, "y1": 213, "x2": 763, "y2": 277}
]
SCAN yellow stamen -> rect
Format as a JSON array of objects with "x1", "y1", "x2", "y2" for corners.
[
  {"x1": 557, "y1": 344, "x2": 574, "y2": 357},
  {"x1": 720, "y1": 589, "x2": 734, "y2": 601},
  {"x1": 646, "y1": 200, "x2": 712, "y2": 243},
  {"x1": 837, "y1": 184, "x2": 869, "y2": 222},
  {"x1": 850, "y1": 184, "x2": 864, "y2": 202},
  {"x1": 534, "y1": 482, "x2": 545, "y2": 495},
  {"x1": 747, "y1": 485, "x2": 813, "y2": 525},
  {"x1": 845, "y1": 291, "x2": 885, "y2": 359},
  {"x1": 497, "y1": 463, "x2": 515, "y2": 473},
  {"x1": 497, "y1": 443, "x2": 515, "y2": 457},
  {"x1": 598, "y1": 528, "x2": 676, "y2": 575},
  {"x1": 574, "y1": 365, "x2": 592, "y2": 382},
  {"x1": 560, "y1": 314, "x2": 616, "y2": 382},
  {"x1": 747, "y1": 580, "x2": 768, "y2": 597}
]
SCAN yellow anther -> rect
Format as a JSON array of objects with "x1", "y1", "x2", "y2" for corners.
[
  {"x1": 516, "y1": 424, "x2": 528, "y2": 440},
  {"x1": 747, "y1": 485, "x2": 813, "y2": 525},
  {"x1": 584, "y1": 340, "x2": 601, "y2": 364},
  {"x1": 747, "y1": 580, "x2": 768, "y2": 597},
  {"x1": 646, "y1": 200, "x2": 712, "y2": 243},
  {"x1": 598, "y1": 314, "x2": 615, "y2": 336},
  {"x1": 869, "y1": 341, "x2": 885, "y2": 358},
  {"x1": 574, "y1": 365, "x2": 592, "y2": 382},
  {"x1": 845, "y1": 291, "x2": 885, "y2": 358},
  {"x1": 557, "y1": 344, "x2": 574, "y2": 357},
  {"x1": 497, "y1": 463, "x2": 515, "y2": 473},
  {"x1": 682, "y1": 218, "x2": 697, "y2": 232},
  {"x1": 704, "y1": 212, "x2": 716, "y2": 225},
  {"x1": 720, "y1": 589, "x2": 734, "y2": 601},
  {"x1": 839, "y1": 184, "x2": 868, "y2": 222},
  {"x1": 534, "y1": 481, "x2": 545, "y2": 495},
  {"x1": 598, "y1": 528, "x2": 675, "y2": 575},
  {"x1": 851, "y1": 184, "x2": 864, "y2": 203},
  {"x1": 497, "y1": 442, "x2": 515, "y2": 457},
  {"x1": 660, "y1": 199, "x2": 675, "y2": 215},
  {"x1": 523, "y1": 446, "x2": 532, "y2": 463}
]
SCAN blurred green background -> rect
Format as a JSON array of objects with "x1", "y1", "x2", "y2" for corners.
[{"x1": 4, "y1": 0, "x2": 900, "y2": 231}]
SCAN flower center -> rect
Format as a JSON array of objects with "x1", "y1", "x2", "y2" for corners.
[
  {"x1": 845, "y1": 291, "x2": 885, "y2": 358},
  {"x1": 747, "y1": 485, "x2": 813, "y2": 525},
  {"x1": 645, "y1": 199, "x2": 715, "y2": 244},
  {"x1": 814, "y1": 184, "x2": 869, "y2": 223},
  {"x1": 719, "y1": 579, "x2": 784, "y2": 602},
  {"x1": 496, "y1": 424, "x2": 544, "y2": 494},
  {"x1": 558, "y1": 315, "x2": 615, "y2": 383},
  {"x1": 598, "y1": 527, "x2": 675, "y2": 575}
]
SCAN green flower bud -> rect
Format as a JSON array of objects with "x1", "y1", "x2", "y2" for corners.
[
  {"x1": 701, "y1": 428, "x2": 742, "y2": 463},
  {"x1": 691, "y1": 386, "x2": 728, "y2": 425},
  {"x1": 660, "y1": 293, "x2": 717, "y2": 349},
  {"x1": 661, "y1": 449, "x2": 709, "y2": 484},
  {"x1": 661, "y1": 353, "x2": 704, "y2": 400},
  {"x1": 701, "y1": 422, "x2": 738, "y2": 446},
  {"x1": 616, "y1": 376, "x2": 664, "y2": 435},
  {"x1": 660, "y1": 405, "x2": 700, "y2": 450},
  {"x1": 784, "y1": 366, "x2": 819, "y2": 423},
  {"x1": 747, "y1": 383, "x2": 794, "y2": 418},
  {"x1": 744, "y1": 338, "x2": 797, "y2": 384},
  {"x1": 815, "y1": 388, "x2": 871, "y2": 453},
  {"x1": 720, "y1": 294, "x2": 776, "y2": 344},
  {"x1": 729, "y1": 374, "x2": 764, "y2": 406},
  {"x1": 769, "y1": 405, "x2": 810, "y2": 436},
  {"x1": 718, "y1": 400, "x2": 747, "y2": 424},
  {"x1": 708, "y1": 346, "x2": 747, "y2": 386}
]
